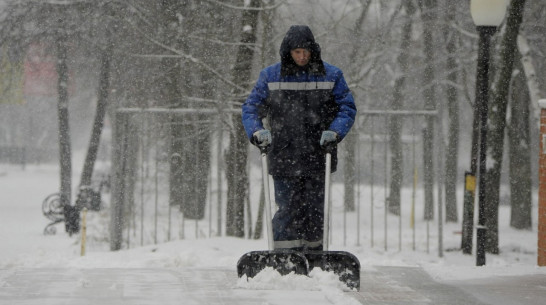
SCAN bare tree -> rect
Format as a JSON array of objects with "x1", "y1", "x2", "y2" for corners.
[
  {"x1": 343, "y1": 0, "x2": 372, "y2": 213},
  {"x1": 387, "y1": 0, "x2": 416, "y2": 215},
  {"x1": 485, "y1": 0, "x2": 527, "y2": 254},
  {"x1": 508, "y1": 53, "x2": 532, "y2": 230},
  {"x1": 53, "y1": 6, "x2": 75, "y2": 234},
  {"x1": 77, "y1": 5, "x2": 116, "y2": 210},
  {"x1": 443, "y1": 1, "x2": 460, "y2": 223},
  {"x1": 226, "y1": 0, "x2": 261, "y2": 237},
  {"x1": 418, "y1": 0, "x2": 438, "y2": 220}
]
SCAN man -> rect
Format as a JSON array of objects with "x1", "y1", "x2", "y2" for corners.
[{"x1": 242, "y1": 25, "x2": 356, "y2": 251}]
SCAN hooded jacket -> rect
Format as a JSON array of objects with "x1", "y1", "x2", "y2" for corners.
[{"x1": 242, "y1": 25, "x2": 356, "y2": 176}]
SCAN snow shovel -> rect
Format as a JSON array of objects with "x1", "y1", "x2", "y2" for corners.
[
  {"x1": 237, "y1": 146, "x2": 308, "y2": 279},
  {"x1": 303, "y1": 146, "x2": 361, "y2": 291}
]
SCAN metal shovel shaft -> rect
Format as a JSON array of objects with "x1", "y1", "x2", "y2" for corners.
[
  {"x1": 261, "y1": 152, "x2": 274, "y2": 250},
  {"x1": 323, "y1": 152, "x2": 332, "y2": 251}
]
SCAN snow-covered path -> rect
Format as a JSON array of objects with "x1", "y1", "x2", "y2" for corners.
[
  {"x1": 1, "y1": 267, "x2": 364, "y2": 305},
  {"x1": 2, "y1": 266, "x2": 545, "y2": 305}
]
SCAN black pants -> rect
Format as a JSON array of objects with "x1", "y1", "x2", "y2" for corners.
[{"x1": 272, "y1": 175, "x2": 324, "y2": 250}]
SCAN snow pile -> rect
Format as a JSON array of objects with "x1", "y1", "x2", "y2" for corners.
[
  {"x1": 237, "y1": 267, "x2": 360, "y2": 305},
  {"x1": 236, "y1": 267, "x2": 350, "y2": 291}
]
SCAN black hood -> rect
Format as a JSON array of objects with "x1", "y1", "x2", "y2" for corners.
[{"x1": 280, "y1": 25, "x2": 325, "y2": 77}]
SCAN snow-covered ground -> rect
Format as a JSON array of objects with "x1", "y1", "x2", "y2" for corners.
[{"x1": 1, "y1": 154, "x2": 545, "y2": 304}]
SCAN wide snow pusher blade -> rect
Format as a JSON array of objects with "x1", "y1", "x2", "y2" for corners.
[
  {"x1": 305, "y1": 251, "x2": 360, "y2": 290},
  {"x1": 237, "y1": 250, "x2": 308, "y2": 278}
]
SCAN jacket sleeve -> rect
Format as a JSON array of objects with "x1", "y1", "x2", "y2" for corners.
[
  {"x1": 328, "y1": 70, "x2": 356, "y2": 140},
  {"x1": 242, "y1": 69, "x2": 269, "y2": 140}
]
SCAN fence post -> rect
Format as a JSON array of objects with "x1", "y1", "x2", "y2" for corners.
[{"x1": 538, "y1": 99, "x2": 546, "y2": 266}]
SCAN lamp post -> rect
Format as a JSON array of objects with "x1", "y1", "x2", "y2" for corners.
[{"x1": 468, "y1": 0, "x2": 508, "y2": 266}]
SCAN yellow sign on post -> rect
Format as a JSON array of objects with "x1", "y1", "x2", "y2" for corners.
[{"x1": 465, "y1": 174, "x2": 476, "y2": 192}]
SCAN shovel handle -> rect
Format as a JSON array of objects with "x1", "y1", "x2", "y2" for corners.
[
  {"x1": 323, "y1": 152, "x2": 332, "y2": 251},
  {"x1": 260, "y1": 148, "x2": 274, "y2": 251},
  {"x1": 322, "y1": 141, "x2": 336, "y2": 154}
]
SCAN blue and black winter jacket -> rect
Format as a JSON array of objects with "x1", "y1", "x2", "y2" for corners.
[{"x1": 242, "y1": 25, "x2": 356, "y2": 177}]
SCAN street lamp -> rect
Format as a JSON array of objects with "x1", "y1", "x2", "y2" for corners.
[{"x1": 469, "y1": 0, "x2": 508, "y2": 266}]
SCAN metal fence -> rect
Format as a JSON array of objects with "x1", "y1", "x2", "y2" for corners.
[{"x1": 107, "y1": 107, "x2": 446, "y2": 257}]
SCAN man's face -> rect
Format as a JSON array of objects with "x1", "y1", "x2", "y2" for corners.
[{"x1": 290, "y1": 48, "x2": 311, "y2": 66}]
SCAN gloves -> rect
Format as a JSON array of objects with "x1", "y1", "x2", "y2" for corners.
[
  {"x1": 252, "y1": 129, "x2": 271, "y2": 147},
  {"x1": 320, "y1": 130, "x2": 338, "y2": 147},
  {"x1": 253, "y1": 129, "x2": 335, "y2": 149}
]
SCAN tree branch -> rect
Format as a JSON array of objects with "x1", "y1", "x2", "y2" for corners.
[{"x1": 127, "y1": 21, "x2": 247, "y2": 94}]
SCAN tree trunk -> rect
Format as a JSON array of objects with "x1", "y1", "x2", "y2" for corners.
[
  {"x1": 226, "y1": 0, "x2": 260, "y2": 237},
  {"x1": 517, "y1": 34, "x2": 542, "y2": 123},
  {"x1": 444, "y1": 1, "x2": 459, "y2": 222},
  {"x1": 179, "y1": 6, "x2": 214, "y2": 221},
  {"x1": 343, "y1": 0, "x2": 372, "y2": 213},
  {"x1": 388, "y1": 1, "x2": 414, "y2": 215},
  {"x1": 160, "y1": 0, "x2": 186, "y2": 216},
  {"x1": 419, "y1": 0, "x2": 437, "y2": 220},
  {"x1": 508, "y1": 54, "x2": 532, "y2": 230},
  {"x1": 485, "y1": 0, "x2": 527, "y2": 254},
  {"x1": 260, "y1": 0, "x2": 278, "y2": 67},
  {"x1": 78, "y1": 28, "x2": 112, "y2": 200},
  {"x1": 251, "y1": 1, "x2": 277, "y2": 236},
  {"x1": 110, "y1": 112, "x2": 128, "y2": 250},
  {"x1": 55, "y1": 17, "x2": 76, "y2": 234}
]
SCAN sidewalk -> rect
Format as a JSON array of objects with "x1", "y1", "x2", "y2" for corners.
[
  {"x1": 353, "y1": 266, "x2": 546, "y2": 305},
  {"x1": 2, "y1": 266, "x2": 544, "y2": 305},
  {"x1": 449, "y1": 273, "x2": 546, "y2": 305}
]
